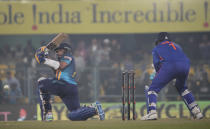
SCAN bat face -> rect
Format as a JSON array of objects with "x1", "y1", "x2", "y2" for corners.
[{"x1": 46, "y1": 33, "x2": 68, "y2": 50}]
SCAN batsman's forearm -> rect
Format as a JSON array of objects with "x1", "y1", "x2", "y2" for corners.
[{"x1": 44, "y1": 58, "x2": 60, "y2": 70}]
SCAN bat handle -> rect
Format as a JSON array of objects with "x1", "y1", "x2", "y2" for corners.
[
  {"x1": 43, "y1": 47, "x2": 49, "y2": 57},
  {"x1": 46, "y1": 42, "x2": 57, "y2": 50}
]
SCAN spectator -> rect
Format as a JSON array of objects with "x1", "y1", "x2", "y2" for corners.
[
  {"x1": 76, "y1": 40, "x2": 88, "y2": 60},
  {"x1": 198, "y1": 71, "x2": 210, "y2": 100},
  {"x1": 9, "y1": 82, "x2": 22, "y2": 104},
  {"x1": 110, "y1": 39, "x2": 121, "y2": 64},
  {"x1": 88, "y1": 38, "x2": 104, "y2": 66},
  {"x1": 3, "y1": 72, "x2": 23, "y2": 104},
  {"x1": 15, "y1": 44, "x2": 24, "y2": 60},
  {"x1": 74, "y1": 50, "x2": 86, "y2": 76},
  {"x1": 121, "y1": 54, "x2": 134, "y2": 71},
  {"x1": 199, "y1": 35, "x2": 209, "y2": 60},
  {"x1": 23, "y1": 40, "x2": 35, "y2": 66},
  {"x1": 0, "y1": 79, "x2": 3, "y2": 104}
]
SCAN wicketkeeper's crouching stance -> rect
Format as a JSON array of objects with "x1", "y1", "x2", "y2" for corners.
[
  {"x1": 141, "y1": 32, "x2": 203, "y2": 120},
  {"x1": 35, "y1": 43, "x2": 105, "y2": 121}
]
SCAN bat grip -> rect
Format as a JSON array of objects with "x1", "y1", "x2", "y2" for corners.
[{"x1": 46, "y1": 42, "x2": 56, "y2": 50}]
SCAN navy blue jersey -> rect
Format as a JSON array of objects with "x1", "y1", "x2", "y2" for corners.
[
  {"x1": 152, "y1": 40, "x2": 189, "y2": 72},
  {"x1": 56, "y1": 53, "x2": 77, "y2": 85}
]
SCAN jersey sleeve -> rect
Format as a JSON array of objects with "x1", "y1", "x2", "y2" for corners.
[
  {"x1": 152, "y1": 48, "x2": 160, "y2": 72},
  {"x1": 61, "y1": 56, "x2": 72, "y2": 65}
]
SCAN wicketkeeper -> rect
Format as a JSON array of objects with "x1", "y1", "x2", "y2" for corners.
[
  {"x1": 141, "y1": 32, "x2": 203, "y2": 120},
  {"x1": 35, "y1": 43, "x2": 105, "y2": 121}
]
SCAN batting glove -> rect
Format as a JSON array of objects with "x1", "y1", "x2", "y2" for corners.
[{"x1": 35, "y1": 46, "x2": 48, "y2": 64}]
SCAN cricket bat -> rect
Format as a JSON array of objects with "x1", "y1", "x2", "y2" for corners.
[{"x1": 46, "y1": 33, "x2": 68, "y2": 50}]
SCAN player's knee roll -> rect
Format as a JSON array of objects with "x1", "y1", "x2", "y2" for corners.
[
  {"x1": 148, "y1": 90, "x2": 158, "y2": 96},
  {"x1": 181, "y1": 89, "x2": 190, "y2": 97}
]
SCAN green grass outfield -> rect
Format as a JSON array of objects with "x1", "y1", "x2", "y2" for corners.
[{"x1": 0, "y1": 119, "x2": 210, "y2": 129}]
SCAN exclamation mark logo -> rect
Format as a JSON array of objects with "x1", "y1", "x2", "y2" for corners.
[
  {"x1": 32, "y1": 4, "x2": 38, "y2": 30},
  {"x1": 204, "y1": 1, "x2": 209, "y2": 28}
]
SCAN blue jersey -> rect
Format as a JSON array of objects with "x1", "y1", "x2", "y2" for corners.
[
  {"x1": 56, "y1": 53, "x2": 77, "y2": 85},
  {"x1": 152, "y1": 40, "x2": 189, "y2": 72}
]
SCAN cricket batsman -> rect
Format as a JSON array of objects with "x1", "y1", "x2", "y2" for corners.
[
  {"x1": 141, "y1": 32, "x2": 203, "y2": 120},
  {"x1": 35, "y1": 43, "x2": 105, "y2": 121}
]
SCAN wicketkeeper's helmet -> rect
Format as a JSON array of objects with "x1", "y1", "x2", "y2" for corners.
[{"x1": 155, "y1": 32, "x2": 171, "y2": 45}]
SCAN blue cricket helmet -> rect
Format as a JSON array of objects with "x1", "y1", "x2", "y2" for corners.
[{"x1": 54, "y1": 43, "x2": 72, "y2": 52}]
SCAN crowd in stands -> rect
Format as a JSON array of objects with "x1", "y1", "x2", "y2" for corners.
[{"x1": 0, "y1": 33, "x2": 209, "y2": 103}]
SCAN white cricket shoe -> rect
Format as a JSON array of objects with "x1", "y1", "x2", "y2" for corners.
[
  {"x1": 141, "y1": 110, "x2": 157, "y2": 120},
  {"x1": 191, "y1": 106, "x2": 203, "y2": 120}
]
